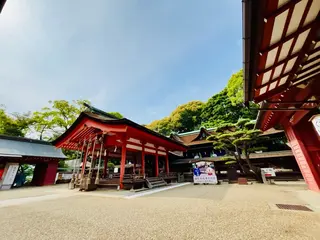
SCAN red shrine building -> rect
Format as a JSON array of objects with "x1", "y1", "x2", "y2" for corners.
[
  {"x1": 243, "y1": 0, "x2": 320, "y2": 191},
  {"x1": 0, "y1": 135, "x2": 66, "y2": 190},
  {"x1": 53, "y1": 105, "x2": 187, "y2": 190}
]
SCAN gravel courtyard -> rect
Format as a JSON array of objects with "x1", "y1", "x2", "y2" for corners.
[{"x1": 0, "y1": 183, "x2": 319, "y2": 240}]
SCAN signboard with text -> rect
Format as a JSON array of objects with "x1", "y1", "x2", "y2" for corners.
[
  {"x1": 1, "y1": 163, "x2": 19, "y2": 190},
  {"x1": 193, "y1": 174, "x2": 218, "y2": 184},
  {"x1": 193, "y1": 161, "x2": 218, "y2": 184}
]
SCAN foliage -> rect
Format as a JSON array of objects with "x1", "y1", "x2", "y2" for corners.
[
  {"x1": 147, "y1": 117, "x2": 172, "y2": 136},
  {"x1": 225, "y1": 160, "x2": 237, "y2": 165},
  {"x1": 30, "y1": 100, "x2": 123, "y2": 141},
  {"x1": 0, "y1": 105, "x2": 33, "y2": 137},
  {"x1": 58, "y1": 160, "x2": 69, "y2": 169},
  {"x1": 21, "y1": 164, "x2": 34, "y2": 177},
  {"x1": 146, "y1": 69, "x2": 258, "y2": 135},
  {"x1": 31, "y1": 100, "x2": 90, "y2": 140},
  {"x1": 147, "y1": 101, "x2": 204, "y2": 134},
  {"x1": 207, "y1": 118, "x2": 267, "y2": 181},
  {"x1": 201, "y1": 69, "x2": 258, "y2": 128},
  {"x1": 226, "y1": 69, "x2": 244, "y2": 106},
  {"x1": 107, "y1": 162, "x2": 115, "y2": 171},
  {"x1": 201, "y1": 90, "x2": 238, "y2": 127},
  {"x1": 201, "y1": 90, "x2": 258, "y2": 128},
  {"x1": 170, "y1": 101, "x2": 204, "y2": 133},
  {"x1": 108, "y1": 112, "x2": 123, "y2": 119}
]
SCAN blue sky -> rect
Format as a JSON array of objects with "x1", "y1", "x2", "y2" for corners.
[{"x1": 0, "y1": 0, "x2": 242, "y2": 124}]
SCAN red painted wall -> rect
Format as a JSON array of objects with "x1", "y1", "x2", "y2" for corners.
[{"x1": 43, "y1": 162, "x2": 58, "y2": 185}]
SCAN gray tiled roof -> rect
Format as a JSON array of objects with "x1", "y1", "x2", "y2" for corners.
[{"x1": 0, "y1": 135, "x2": 66, "y2": 159}]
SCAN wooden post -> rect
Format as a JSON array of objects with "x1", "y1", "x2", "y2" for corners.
[
  {"x1": 155, "y1": 150, "x2": 159, "y2": 177},
  {"x1": 81, "y1": 141, "x2": 90, "y2": 175},
  {"x1": 165, "y1": 151, "x2": 169, "y2": 174},
  {"x1": 141, "y1": 144, "x2": 145, "y2": 176},
  {"x1": 133, "y1": 155, "x2": 137, "y2": 174},
  {"x1": 119, "y1": 143, "x2": 127, "y2": 189}
]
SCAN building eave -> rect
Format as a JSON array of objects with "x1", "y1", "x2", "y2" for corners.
[{"x1": 0, "y1": 0, "x2": 6, "y2": 13}]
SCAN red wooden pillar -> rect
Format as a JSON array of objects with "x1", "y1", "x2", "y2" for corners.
[
  {"x1": 141, "y1": 144, "x2": 145, "y2": 176},
  {"x1": 165, "y1": 151, "x2": 169, "y2": 174},
  {"x1": 155, "y1": 151, "x2": 159, "y2": 177},
  {"x1": 285, "y1": 124, "x2": 320, "y2": 192},
  {"x1": 119, "y1": 143, "x2": 127, "y2": 189}
]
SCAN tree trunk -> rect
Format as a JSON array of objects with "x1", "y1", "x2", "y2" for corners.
[
  {"x1": 244, "y1": 148, "x2": 262, "y2": 182},
  {"x1": 234, "y1": 147, "x2": 246, "y2": 174}
]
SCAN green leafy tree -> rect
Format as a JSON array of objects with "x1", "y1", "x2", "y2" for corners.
[
  {"x1": 226, "y1": 69, "x2": 244, "y2": 106},
  {"x1": 147, "y1": 117, "x2": 172, "y2": 135},
  {"x1": 201, "y1": 91, "x2": 258, "y2": 128},
  {"x1": 207, "y1": 118, "x2": 267, "y2": 182},
  {"x1": 0, "y1": 105, "x2": 32, "y2": 137},
  {"x1": 170, "y1": 101, "x2": 204, "y2": 132},
  {"x1": 201, "y1": 90, "x2": 240, "y2": 127},
  {"x1": 47, "y1": 99, "x2": 89, "y2": 132},
  {"x1": 31, "y1": 100, "x2": 90, "y2": 140},
  {"x1": 147, "y1": 101, "x2": 204, "y2": 134},
  {"x1": 226, "y1": 69, "x2": 259, "y2": 118}
]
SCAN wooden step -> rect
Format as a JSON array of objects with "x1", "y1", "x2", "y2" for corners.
[{"x1": 146, "y1": 177, "x2": 167, "y2": 189}]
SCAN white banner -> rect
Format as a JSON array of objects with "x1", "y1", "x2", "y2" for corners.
[
  {"x1": 193, "y1": 174, "x2": 218, "y2": 184},
  {"x1": 2, "y1": 163, "x2": 19, "y2": 188}
]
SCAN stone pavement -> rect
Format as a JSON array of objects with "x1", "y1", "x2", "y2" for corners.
[{"x1": 0, "y1": 183, "x2": 319, "y2": 240}]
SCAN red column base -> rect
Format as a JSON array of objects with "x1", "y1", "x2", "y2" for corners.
[{"x1": 286, "y1": 125, "x2": 320, "y2": 192}]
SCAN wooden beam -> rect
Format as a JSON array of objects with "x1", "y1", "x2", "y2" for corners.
[
  {"x1": 254, "y1": 2, "x2": 318, "y2": 101},
  {"x1": 294, "y1": 68, "x2": 320, "y2": 83},
  {"x1": 265, "y1": 0, "x2": 302, "y2": 20},
  {"x1": 258, "y1": 108, "x2": 316, "y2": 111},
  {"x1": 303, "y1": 54, "x2": 320, "y2": 66},
  {"x1": 254, "y1": 81, "x2": 288, "y2": 103},
  {"x1": 258, "y1": 51, "x2": 300, "y2": 75},
  {"x1": 266, "y1": 100, "x2": 320, "y2": 104},
  {"x1": 261, "y1": 20, "x2": 315, "y2": 54},
  {"x1": 283, "y1": 0, "x2": 316, "y2": 87},
  {"x1": 266, "y1": 5, "x2": 295, "y2": 93},
  {"x1": 297, "y1": 61, "x2": 320, "y2": 76}
]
